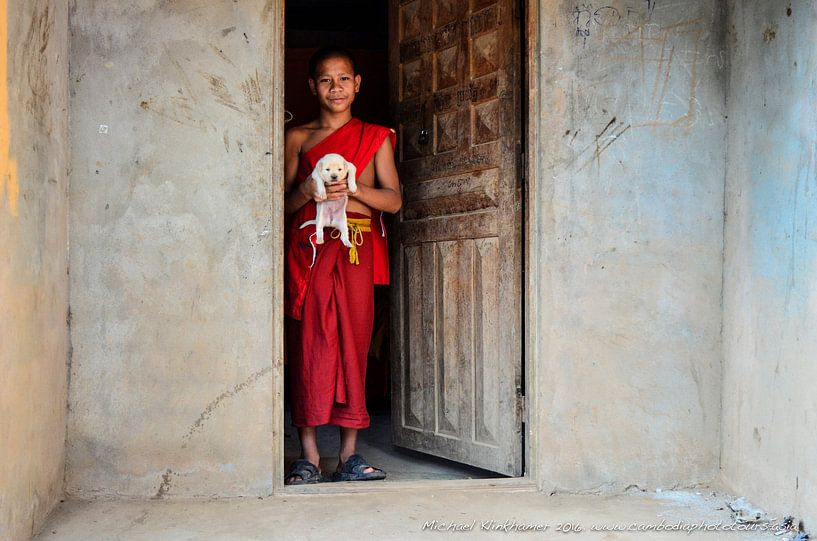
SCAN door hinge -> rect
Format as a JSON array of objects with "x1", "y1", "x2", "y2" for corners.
[
  {"x1": 516, "y1": 144, "x2": 526, "y2": 181},
  {"x1": 516, "y1": 392, "x2": 527, "y2": 423}
]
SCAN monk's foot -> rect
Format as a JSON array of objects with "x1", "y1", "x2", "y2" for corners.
[
  {"x1": 332, "y1": 453, "x2": 386, "y2": 481},
  {"x1": 333, "y1": 454, "x2": 386, "y2": 481},
  {"x1": 337, "y1": 452, "x2": 375, "y2": 474},
  {"x1": 336, "y1": 461, "x2": 375, "y2": 475},
  {"x1": 285, "y1": 457, "x2": 322, "y2": 485}
]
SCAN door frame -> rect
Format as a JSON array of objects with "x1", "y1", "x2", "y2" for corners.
[{"x1": 271, "y1": 0, "x2": 543, "y2": 495}]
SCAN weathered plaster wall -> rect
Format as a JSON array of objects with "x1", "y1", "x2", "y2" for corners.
[
  {"x1": 529, "y1": 0, "x2": 727, "y2": 491},
  {"x1": 0, "y1": 0, "x2": 70, "y2": 539},
  {"x1": 67, "y1": 1, "x2": 275, "y2": 498},
  {"x1": 66, "y1": 0, "x2": 793, "y2": 505},
  {"x1": 721, "y1": 0, "x2": 817, "y2": 527}
]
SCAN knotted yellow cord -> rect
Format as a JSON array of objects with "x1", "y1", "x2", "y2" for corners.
[{"x1": 330, "y1": 218, "x2": 371, "y2": 265}]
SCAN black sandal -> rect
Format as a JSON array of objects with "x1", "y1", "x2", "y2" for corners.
[
  {"x1": 285, "y1": 459, "x2": 324, "y2": 485},
  {"x1": 332, "y1": 454, "x2": 387, "y2": 482}
]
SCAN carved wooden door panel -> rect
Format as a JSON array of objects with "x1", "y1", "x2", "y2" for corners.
[{"x1": 388, "y1": 0, "x2": 522, "y2": 475}]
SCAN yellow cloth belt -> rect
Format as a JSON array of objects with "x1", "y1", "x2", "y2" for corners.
[{"x1": 330, "y1": 217, "x2": 371, "y2": 265}]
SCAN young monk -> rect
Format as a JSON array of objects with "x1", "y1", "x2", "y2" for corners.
[{"x1": 283, "y1": 46, "x2": 402, "y2": 484}]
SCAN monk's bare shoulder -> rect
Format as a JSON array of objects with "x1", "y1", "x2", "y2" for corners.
[
  {"x1": 288, "y1": 120, "x2": 331, "y2": 154},
  {"x1": 285, "y1": 123, "x2": 315, "y2": 155}
]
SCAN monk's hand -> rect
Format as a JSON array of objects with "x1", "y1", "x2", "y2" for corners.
[
  {"x1": 324, "y1": 179, "x2": 351, "y2": 201},
  {"x1": 300, "y1": 176, "x2": 327, "y2": 202}
]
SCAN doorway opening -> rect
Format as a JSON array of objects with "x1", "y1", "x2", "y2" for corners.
[{"x1": 282, "y1": 0, "x2": 525, "y2": 485}]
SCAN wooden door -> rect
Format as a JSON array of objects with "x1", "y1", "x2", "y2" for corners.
[{"x1": 388, "y1": 0, "x2": 523, "y2": 476}]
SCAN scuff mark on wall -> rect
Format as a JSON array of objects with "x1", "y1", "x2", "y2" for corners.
[
  {"x1": 128, "y1": 510, "x2": 150, "y2": 528},
  {"x1": 202, "y1": 69, "x2": 266, "y2": 115},
  {"x1": 138, "y1": 95, "x2": 209, "y2": 131},
  {"x1": 763, "y1": 24, "x2": 777, "y2": 42},
  {"x1": 0, "y1": 0, "x2": 19, "y2": 217},
  {"x1": 261, "y1": 0, "x2": 274, "y2": 21},
  {"x1": 240, "y1": 69, "x2": 263, "y2": 106},
  {"x1": 212, "y1": 44, "x2": 236, "y2": 67},
  {"x1": 182, "y1": 366, "x2": 273, "y2": 443},
  {"x1": 21, "y1": 0, "x2": 54, "y2": 133},
  {"x1": 137, "y1": 46, "x2": 213, "y2": 131},
  {"x1": 571, "y1": 116, "x2": 632, "y2": 172},
  {"x1": 152, "y1": 469, "x2": 174, "y2": 499},
  {"x1": 203, "y1": 72, "x2": 242, "y2": 113}
]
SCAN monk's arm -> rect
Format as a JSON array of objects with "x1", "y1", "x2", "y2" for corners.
[
  {"x1": 284, "y1": 128, "x2": 323, "y2": 215},
  {"x1": 349, "y1": 138, "x2": 402, "y2": 214}
]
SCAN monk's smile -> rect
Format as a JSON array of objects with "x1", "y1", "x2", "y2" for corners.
[{"x1": 311, "y1": 56, "x2": 360, "y2": 112}]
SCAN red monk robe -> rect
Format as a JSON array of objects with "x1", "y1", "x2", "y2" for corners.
[{"x1": 285, "y1": 117, "x2": 396, "y2": 429}]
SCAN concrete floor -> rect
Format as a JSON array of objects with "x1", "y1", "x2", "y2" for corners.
[
  {"x1": 284, "y1": 411, "x2": 500, "y2": 481},
  {"x1": 35, "y1": 487, "x2": 787, "y2": 540},
  {"x1": 35, "y1": 412, "x2": 794, "y2": 540}
]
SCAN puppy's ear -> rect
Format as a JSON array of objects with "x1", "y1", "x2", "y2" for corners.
[
  {"x1": 309, "y1": 159, "x2": 322, "y2": 184},
  {"x1": 346, "y1": 161, "x2": 357, "y2": 193},
  {"x1": 310, "y1": 159, "x2": 327, "y2": 200}
]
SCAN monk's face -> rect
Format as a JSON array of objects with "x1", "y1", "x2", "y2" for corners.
[{"x1": 309, "y1": 56, "x2": 361, "y2": 113}]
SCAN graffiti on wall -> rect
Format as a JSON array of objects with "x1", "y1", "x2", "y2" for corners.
[
  {"x1": 568, "y1": 0, "x2": 717, "y2": 131},
  {"x1": 562, "y1": 0, "x2": 726, "y2": 174},
  {"x1": 573, "y1": 0, "x2": 657, "y2": 44}
]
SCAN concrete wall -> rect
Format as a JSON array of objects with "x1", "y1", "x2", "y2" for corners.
[
  {"x1": 67, "y1": 1, "x2": 275, "y2": 498},
  {"x1": 0, "y1": 0, "x2": 70, "y2": 539},
  {"x1": 5, "y1": 0, "x2": 812, "y2": 529},
  {"x1": 529, "y1": 0, "x2": 727, "y2": 491},
  {"x1": 722, "y1": 0, "x2": 817, "y2": 527},
  {"x1": 65, "y1": 0, "x2": 778, "y2": 503}
]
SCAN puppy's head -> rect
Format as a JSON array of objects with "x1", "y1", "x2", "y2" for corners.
[{"x1": 317, "y1": 153, "x2": 349, "y2": 183}]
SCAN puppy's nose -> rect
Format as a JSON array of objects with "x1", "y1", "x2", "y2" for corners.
[{"x1": 330, "y1": 174, "x2": 338, "y2": 180}]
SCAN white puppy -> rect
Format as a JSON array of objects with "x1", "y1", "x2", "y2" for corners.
[{"x1": 307, "y1": 153, "x2": 357, "y2": 247}]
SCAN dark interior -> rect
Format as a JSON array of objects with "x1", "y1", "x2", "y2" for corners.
[{"x1": 285, "y1": 1, "x2": 390, "y2": 129}]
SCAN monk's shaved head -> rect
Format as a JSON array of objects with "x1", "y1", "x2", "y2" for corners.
[{"x1": 308, "y1": 46, "x2": 358, "y2": 79}]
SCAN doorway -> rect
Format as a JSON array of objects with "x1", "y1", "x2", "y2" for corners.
[{"x1": 281, "y1": 0, "x2": 525, "y2": 485}]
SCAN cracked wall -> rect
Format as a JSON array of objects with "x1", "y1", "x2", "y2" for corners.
[
  {"x1": 66, "y1": 0, "x2": 275, "y2": 498},
  {"x1": 0, "y1": 1, "x2": 70, "y2": 539}
]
